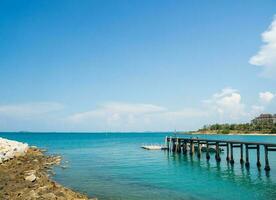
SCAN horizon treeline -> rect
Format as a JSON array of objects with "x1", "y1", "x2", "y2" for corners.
[{"x1": 199, "y1": 121, "x2": 276, "y2": 134}]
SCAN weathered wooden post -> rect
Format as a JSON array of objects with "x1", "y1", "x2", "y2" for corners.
[
  {"x1": 245, "y1": 144, "x2": 250, "y2": 168},
  {"x1": 256, "y1": 145, "x2": 261, "y2": 168},
  {"x1": 264, "y1": 145, "x2": 270, "y2": 171},
  {"x1": 176, "y1": 138, "x2": 180, "y2": 153},
  {"x1": 172, "y1": 139, "x2": 176, "y2": 152},
  {"x1": 240, "y1": 144, "x2": 244, "y2": 164},
  {"x1": 165, "y1": 136, "x2": 169, "y2": 150},
  {"x1": 169, "y1": 136, "x2": 172, "y2": 151},
  {"x1": 197, "y1": 141, "x2": 201, "y2": 158},
  {"x1": 163, "y1": 136, "x2": 276, "y2": 171},
  {"x1": 178, "y1": 139, "x2": 181, "y2": 153},
  {"x1": 190, "y1": 140, "x2": 194, "y2": 155},
  {"x1": 183, "y1": 140, "x2": 187, "y2": 154},
  {"x1": 176, "y1": 140, "x2": 179, "y2": 153},
  {"x1": 226, "y1": 143, "x2": 230, "y2": 161},
  {"x1": 206, "y1": 142, "x2": 210, "y2": 160},
  {"x1": 215, "y1": 142, "x2": 221, "y2": 162},
  {"x1": 230, "y1": 143, "x2": 234, "y2": 164}
]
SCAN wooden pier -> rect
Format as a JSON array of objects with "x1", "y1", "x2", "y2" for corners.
[{"x1": 165, "y1": 136, "x2": 276, "y2": 171}]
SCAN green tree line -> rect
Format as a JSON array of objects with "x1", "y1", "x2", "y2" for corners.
[{"x1": 198, "y1": 121, "x2": 276, "y2": 134}]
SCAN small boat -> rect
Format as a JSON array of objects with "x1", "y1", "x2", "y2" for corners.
[{"x1": 141, "y1": 145, "x2": 168, "y2": 150}]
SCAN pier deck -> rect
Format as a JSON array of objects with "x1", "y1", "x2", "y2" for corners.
[{"x1": 166, "y1": 136, "x2": 276, "y2": 171}]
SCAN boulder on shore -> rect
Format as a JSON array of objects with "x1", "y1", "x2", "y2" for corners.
[{"x1": 0, "y1": 137, "x2": 29, "y2": 163}]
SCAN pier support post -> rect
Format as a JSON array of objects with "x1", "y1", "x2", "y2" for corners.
[
  {"x1": 190, "y1": 140, "x2": 194, "y2": 155},
  {"x1": 165, "y1": 136, "x2": 169, "y2": 150},
  {"x1": 206, "y1": 142, "x2": 210, "y2": 160},
  {"x1": 178, "y1": 140, "x2": 181, "y2": 153},
  {"x1": 169, "y1": 137, "x2": 172, "y2": 151},
  {"x1": 176, "y1": 138, "x2": 181, "y2": 153},
  {"x1": 165, "y1": 136, "x2": 275, "y2": 172},
  {"x1": 226, "y1": 143, "x2": 230, "y2": 161},
  {"x1": 264, "y1": 145, "x2": 270, "y2": 171},
  {"x1": 215, "y1": 142, "x2": 221, "y2": 162},
  {"x1": 183, "y1": 141, "x2": 187, "y2": 154},
  {"x1": 175, "y1": 138, "x2": 178, "y2": 152},
  {"x1": 245, "y1": 144, "x2": 250, "y2": 168},
  {"x1": 197, "y1": 141, "x2": 201, "y2": 158},
  {"x1": 172, "y1": 140, "x2": 176, "y2": 152},
  {"x1": 240, "y1": 144, "x2": 244, "y2": 164},
  {"x1": 230, "y1": 143, "x2": 234, "y2": 164},
  {"x1": 256, "y1": 145, "x2": 261, "y2": 168}
]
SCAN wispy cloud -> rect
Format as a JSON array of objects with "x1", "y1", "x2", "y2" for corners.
[
  {"x1": 0, "y1": 102, "x2": 64, "y2": 120},
  {"x1": 66, "y1": 87, "x2": 276, "y2": 131},
  {"x1": 0, "y1": 88, "x2": 274, "y2": 131},
  {"x1": 250, "y1": 105, "x2": 265, "y2": 116},
  {"x1": 67, "y1": 102, "x2": 167, "y2": 123},
  {"x1": 249, "y1": 15, "x2": 276, "y2": 77},
  {"x1": 66, "y1": 102, "x2": 207, "y2": 131}
]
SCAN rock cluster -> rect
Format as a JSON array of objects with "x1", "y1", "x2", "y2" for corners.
[
  {"x1": 0, "y1": 138, "x2": 96, "y2": 200},
  {"x1": 0, "y1": 137, "x2": 29, "y2": 163}
]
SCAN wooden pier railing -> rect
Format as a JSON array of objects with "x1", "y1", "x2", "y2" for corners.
[{"x1": 165, "y1": 136, "x2": 276, "y2": 171}]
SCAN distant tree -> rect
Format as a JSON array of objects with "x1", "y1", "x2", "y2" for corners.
[
  {"x1": 230, "y1": 124, "x2": 235, "y2": 130},
  {"x1": 221, "y1": 129, "x2": 230, "y2": 134},
  {"x1": 270, "y1": 128, "x2": 276, "y2": 134},
  {"x1": 199, "y1": 120, "x2": 276, "y2": 134}
]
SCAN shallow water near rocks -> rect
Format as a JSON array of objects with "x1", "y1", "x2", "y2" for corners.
[{"x1": 1, "y1": 132, "x2": 276, "y2": 200}]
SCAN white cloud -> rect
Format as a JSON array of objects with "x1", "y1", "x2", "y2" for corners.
[
  {"x1": 66, "y1": 88, "x2": 276, "y2": 131},
  {"x1": 0, "y1": 102, "x2": 64, "y2": 119},
  {"x1": 249, "y1": 15, "x2": 276, "y2": 77},
  {"x1": 204, "y1": 87, "x2": 245, "y2": 119},
  {"x1": 259, "y1": 91, "x2": 275, "y2": 103},
  {"x1": 66, "y1": 102, "x2": 207, "y2": 131},
  {"x1": 67, "y1": 102, "x2": 167, "y2": 123},
  {"x1": 1, "y1": 89, "x2": 274, "y2": 131},
  {"x1": 204, "y1": 88, "x2": 276, "y2": 123},
  {"x1": 213, "y1": 87, "x2": 238, "y2": 99},
  {"x1": 250, "y1": 105, "x2": 265, "y2": 116}
]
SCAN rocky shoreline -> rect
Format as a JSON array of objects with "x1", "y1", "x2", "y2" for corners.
[{"x1": 0, "y1": 138, "x2": 94, "y2": 200}]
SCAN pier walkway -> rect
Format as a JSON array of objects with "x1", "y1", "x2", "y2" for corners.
[{"x1": 165, "y1": 136, "x2": 276, "y2": 171}]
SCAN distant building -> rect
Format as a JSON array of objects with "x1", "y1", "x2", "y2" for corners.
[{"x1": 251, "y1": 114, "x2": 276, "y2": 124}]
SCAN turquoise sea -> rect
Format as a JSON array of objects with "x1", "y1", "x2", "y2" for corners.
[{"x1": 1, "y1": 132, "x2": 276, "y2": 200}]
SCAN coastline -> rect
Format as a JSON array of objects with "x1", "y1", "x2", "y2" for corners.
[
  {"x1": 0, "y1": 138, "x2": 94, "y2": 200},
  {"x1": 185, "y1": 131, "x2": 276, "y2": 136}
]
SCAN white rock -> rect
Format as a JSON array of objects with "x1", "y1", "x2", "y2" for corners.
[
  {"x1": 0, "y1": 137, "x2": 29, "y2": 164},
  {"x1": 25, "y1": 174, "x2": 37, "y2": 182}
]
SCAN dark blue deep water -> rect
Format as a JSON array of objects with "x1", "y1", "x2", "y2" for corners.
[{"x1": 1, "y1": 132, "x2": 276, "y2": 200}]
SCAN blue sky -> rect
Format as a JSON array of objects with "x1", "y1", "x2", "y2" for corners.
[{"x1": 0, "y1": 0, "x2": 276, "y2": 131}]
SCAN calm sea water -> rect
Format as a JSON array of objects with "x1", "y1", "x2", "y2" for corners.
[{"x1": 1, "y1": 132, "x2": 276, "y2": 200}]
